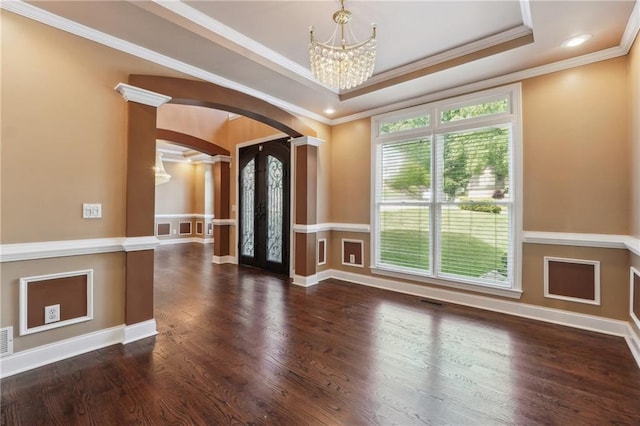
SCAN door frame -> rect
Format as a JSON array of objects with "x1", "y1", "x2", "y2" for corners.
[{"x1": 234, "y1": 133, "x2": 294, "y2": 278}]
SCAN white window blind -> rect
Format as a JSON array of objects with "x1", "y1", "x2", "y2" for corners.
[{"x1": 372, "y1": 85, "x2": 521, "y2": 290}]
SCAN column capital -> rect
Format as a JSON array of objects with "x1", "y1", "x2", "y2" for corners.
[
  {"x1": 114, "y1": 83, "x2": 171, "y2": 107},
  {"x1": 291, "y1": 136, "x2": 324, "y2": 147}
]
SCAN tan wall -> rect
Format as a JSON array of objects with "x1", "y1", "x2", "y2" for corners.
[
  {"x1": 522, "y1": 57, "x2": 629, "y2": 234},
  {"x1": 1, "y1": 253, "x2": 125, "y2": 352},
  {"x1": 155, "y1": 161, "x2": 196, "y2": 215},
  {"x1": 157, "y1": 104, "x2": 229, "y2": 150},
  {"x1": 330, "y1": 118, "x2": 371, "y2": 224},
  {"x1": 0, "y1": 11, "x2": 187, "y2": 244},
  {"x1": 629, "y1": 34, "x2": 640, "y2": 238}
]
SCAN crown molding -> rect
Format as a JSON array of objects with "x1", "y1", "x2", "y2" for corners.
[
  {"x1": 621, "y1": 0, "x2": 640, "y2": 53},
  {"x1": 114, "y1": 83, "x2": 171, "y2": 107},
  {"x1": 0, "y1": 0, "x2": 330, "y2": 125},
  {"x1": 291, "y1": 136, "x2": 324, "y2": 147}
]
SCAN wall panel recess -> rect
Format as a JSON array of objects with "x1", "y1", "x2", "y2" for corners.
[
  {"x1": 544, "y1": 257, "x2": 600, "y2": 305},
  {"x1": 19, "y1": 270, "x2": 93, "y2": 335},
  {"x1": 342, "y1": 239, "x2": 364, "y2": 268}
]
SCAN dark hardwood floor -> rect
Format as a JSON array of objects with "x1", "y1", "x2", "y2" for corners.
[{"x1": 2, "y1": 243, "x2": 640, "y2": 425}]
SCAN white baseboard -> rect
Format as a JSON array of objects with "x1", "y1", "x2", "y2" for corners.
[
  {"x1": 322, "y1": 268, "x2": 630, "y2": 337},
  {"x1": 212, "y1": 255, "x2": 237, "y2": 264},
  {"x1": 0, "y1": 325, "x2": 123, "y2": 378},
  {"x1": 292, "y1": 274, "x2": 319, "y2": 287},
  {"x1": 158, "y1": 237, "x2": 212, "y2": 245},
  {"x1": 123, "y1": 319, "x2": 158, "y2": 344},
  {"x1": 626, "y1": 324, "x2": 640, "y2": 368},
  {"x1": 0, "y1": 319, "x2": 158, "y2": 378}
]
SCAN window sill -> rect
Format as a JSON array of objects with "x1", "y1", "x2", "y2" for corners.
[{"x1": 370, "y1": 266, "x2": 523, "y2": 299}]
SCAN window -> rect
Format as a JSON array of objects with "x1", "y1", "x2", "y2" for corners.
[{"x1": 372, "y1": 85, "x2": 522, "y2": 294}]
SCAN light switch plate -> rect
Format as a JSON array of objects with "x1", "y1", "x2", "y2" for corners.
[{"x1": 83, "y1": 203, "x2": 102, "y2": 219}]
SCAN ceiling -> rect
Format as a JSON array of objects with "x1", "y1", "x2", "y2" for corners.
[{"x1": 6, "y1": 1, "x2": 639, "y2": 123}]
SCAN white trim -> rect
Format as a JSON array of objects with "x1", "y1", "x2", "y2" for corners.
[
  {"x1": 114, "y1": 82, "x2": 171, "y2": 107},
  {"x1": 625, "y1": 236, "x2": 640, "y2": 257},
  {"x1": 342, "y1": 239, "x2": 364, "y2": 268},
  {"x1": 523, "y1": 231, "x2": 629, "y2": 249},
  {"x1": 292, "y1": 274, "x2": 319, "y2": 287},
  {"x1": 178, "y1": 221, "x2": 192, "y2": 236},
  {"x1": 158, "y1": 237, "x2": 213, "y2": 245},
  {"x1": 0, "y1": 325, "x2": 124, "y2": 378},
  {"x1": 318, "y1": 238, "x2": 327, "y2": 266},
  {"x1": 371, "y1": 266, "x2": 522, "y2": 299},
  {"x1": 212, "y1": 255, "x2": 237, "y2": 264},
  {"x1": 122, "y1": 319, "x2": 158, "y2": 344},
  {"x1": 121, "y1": 236, "x2": 161, "y2": 252},
  {"x1": 0, "y1": 319, "x2": 158, "y2": 378},
  {"x1": 631, "y1": 267, "x2": 640, "y2": 332},
  {"x1": 19, "y1": 270, "x2": 94, "y2": 336},
  {"x1": 3, "y1": 0, "x2": 638, "y2": 127},
  {"x1": 321, "y1": 269, "x2": 629, "y2": 336},
  {"x1": 543, "y1": 257, "x2": 601, "y2": 305},
  {"x1": 0, "y1": 237, "x2": 161, "y2": 262},
  {"x1": 155, "y1": 213, "x2": 214, "y2": 220},
  {"x1": 293, "y1": 222, "x2": 371, "y2": 233},
  {"x1": 0, "y1": 1, "x2": 330, "y2": 125},
  {"x1": 212, "y1": 155, "x2": 232, "y2": 164},
  {"x1": 213, "y1": 219, "x2": 236, "y2": 226},
  {"x1": 626, "y1": 323, "x2": 640, "y2": 368},
  {"x1": 290, "y1": 136, "x2": 324, "y2": 147}
]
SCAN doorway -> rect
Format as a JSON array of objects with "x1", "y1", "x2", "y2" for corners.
[{"x1": 238, "y1": 138, "x2": 290, "y2": 275}]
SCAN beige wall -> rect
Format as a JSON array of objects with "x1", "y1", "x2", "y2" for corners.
[
  {"x1": 1, "y1": 253, "x2": 125, "y2": 352},
  {"x1": 155, "y1": 161, "x2": 196, "y2": 215},
  {"x1": 522, "y1": 57, "x2": 629, "y2": 234},
  {"x1": 630, "y1": 34, "x2": 640, "y2": 239},
  {"x1": 330, "y1": 118, "x2": 371, "y2": 224}
]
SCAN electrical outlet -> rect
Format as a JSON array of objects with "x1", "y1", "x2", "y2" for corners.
[
  {"x1": 44, "y1": 304, "x2": 60, "y2": 324},
  {"x1": 349, "y1": 254, "x2": 355, "y2": 264}
]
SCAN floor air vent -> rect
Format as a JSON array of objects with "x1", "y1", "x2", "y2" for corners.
[{"x1": 1, "y1": 326, "x2": 14, "y2": 356}]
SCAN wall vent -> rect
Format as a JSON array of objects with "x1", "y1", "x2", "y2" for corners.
[{"x1": 1, "y1": 326, "x2": 14, "y2": 357}]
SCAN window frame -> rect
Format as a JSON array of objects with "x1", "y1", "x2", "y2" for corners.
[{"x1": 370, "y1": 84, "x2": 523, "y2": 298}]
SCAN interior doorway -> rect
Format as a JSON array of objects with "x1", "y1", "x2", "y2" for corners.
[{"x1": 238, "y1": 138, "x2": 291, "y2": 275}]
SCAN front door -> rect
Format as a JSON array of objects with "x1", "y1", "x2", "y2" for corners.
[{"x1": 238, "y1": 138, "x2": 290, "y2": 275}]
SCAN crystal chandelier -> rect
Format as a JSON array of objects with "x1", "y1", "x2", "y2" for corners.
[
  {"x1": 155, "y1": 152, "x2": 171, "y2": 186},
  {"x1": 309, "y1": 0, "x2": 376, "y2": 90}
]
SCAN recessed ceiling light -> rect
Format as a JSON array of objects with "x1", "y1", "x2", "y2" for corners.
[
  {"x1": 324, "y1": 108, "x2": 336, "y2": 115},
  {"x1": 562, "y1": 34, "x2": 592, "y2": 48}
]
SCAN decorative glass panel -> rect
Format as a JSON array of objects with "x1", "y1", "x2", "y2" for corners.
[
  {"x1": 266, "y1": 155, "x2": 283, "y2": 263},
  {"x1": 379, "y1": 114, "x2": 430, "y2": 135},
  {"x1": 241, "y1": 159, "x2": 255, "y2": 257},
  {"x1": 440, "y1": 98, "x2": 509, "y2": 123}
]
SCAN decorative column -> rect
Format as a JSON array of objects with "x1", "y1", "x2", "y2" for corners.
[
  {"x1": 115, "y1": 83, "x2": 169, "y2": 343},
  {"x1": 291, "y1": 136, "x2": 323, "y2": 286},
  {"x1": 211, "y1": 155, "x2": 233, "y2": 264}
]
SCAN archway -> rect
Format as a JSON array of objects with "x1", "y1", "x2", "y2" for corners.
[{"x1": 117, "y1": 76, "x2": 321, "y2": 340}]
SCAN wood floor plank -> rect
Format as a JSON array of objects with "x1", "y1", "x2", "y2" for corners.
[{"x1": 2, "y1": 242, "x2": 640, "y2": 425}]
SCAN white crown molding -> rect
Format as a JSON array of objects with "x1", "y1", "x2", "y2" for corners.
[
  {"x1": 1, "y1": 236, "x2": 160, "y2": 262},
  {"x1": 621, "y1": 0, "x2": 640, "y2": 53},
  {"x1": 290, "y1": 136, "x2": 324, "y2": 147},
  {"x1": 114, "y1": 83, "x2": 171, "y2": 107},
  {"x1": 0, "y1": 0, "x2": 330, "y2": 125},
  {"x1": 519, "y1": 0, "x2": 534, "y2": 29}
]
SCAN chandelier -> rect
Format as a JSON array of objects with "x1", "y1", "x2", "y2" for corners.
[
  {"x1": 309, "y1": 0, "x2": 376, "y2": 90},
  {"x1": 155, "y1": 152, "x2": 171, "y2": 186}
]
